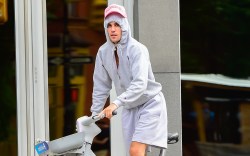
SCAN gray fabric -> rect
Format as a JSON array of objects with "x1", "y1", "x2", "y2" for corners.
[
  {"x1": 122, "y1": 92, "x2": 168, "y2": 154},
  {"x1": 91, "y1": 14, "x2": 162, "y2": 112},
  {"x1": 90, "y1": 10, "x2": 168, "y2": 155}
]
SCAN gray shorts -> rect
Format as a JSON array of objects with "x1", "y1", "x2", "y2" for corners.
[{"x1": 121, "y1": 92, "x2": 168, "y2": 153}]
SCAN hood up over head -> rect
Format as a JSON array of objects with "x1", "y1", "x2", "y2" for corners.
[{"x1": 103, "y1": 4, "x2": 132, "y2": 45}]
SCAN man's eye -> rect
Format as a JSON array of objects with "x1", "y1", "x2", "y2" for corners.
[{"x1": 115, "y1": 23, "x2": 120, "y2": 27}]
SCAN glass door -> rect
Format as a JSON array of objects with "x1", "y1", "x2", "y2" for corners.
[{"x1": 46, "y1": 0, "x2": 111, "y2": 155}]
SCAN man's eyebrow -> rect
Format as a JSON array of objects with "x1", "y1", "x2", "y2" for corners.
[
  {"x1": 115, "y1": 22, "x2": 120, "y2": 26},
  {"x1": 107, "y1": 22, "x2": 117, "y2": 25}
]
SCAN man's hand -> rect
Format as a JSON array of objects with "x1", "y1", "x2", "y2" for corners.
[{"x1": 100, "y1": 103, "x2": 118, "y2": 119}]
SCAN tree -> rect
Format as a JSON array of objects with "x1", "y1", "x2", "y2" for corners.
[{"x1": 180, "y1": 0, "x2": 250, "y2": 78}]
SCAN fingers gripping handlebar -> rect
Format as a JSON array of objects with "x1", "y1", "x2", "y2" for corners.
[
  {"x1": 92, "y1": 110, "x2": 117, "y2": 120},
  {"x1": 76, "y1": 110, "x2": 117, "y2": 132}
]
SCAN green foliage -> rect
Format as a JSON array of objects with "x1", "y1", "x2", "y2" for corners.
[
  {"x1": 180, "y1": 0, "x2": 250, "y2": 78},
  {"x1": 0, "y1": 0, "x2": 16, "y2": 141}
]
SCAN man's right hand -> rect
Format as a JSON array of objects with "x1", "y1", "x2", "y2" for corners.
[{"x1": 99, "y1": 103, "x2": 118, "y2": 119}]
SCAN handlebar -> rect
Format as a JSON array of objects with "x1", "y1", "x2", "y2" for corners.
[
  {"x1": 77, "y1": 110, "x2": 117, "y2": 128},
  {"x1": 92, "y1": 110, "x2": 117, "y2": 120},
  {"x1": 77, "y1": 111, "x2": 179, "y2": 144},
  {"x1": 168, "y1": 132, "x2": 179, "y2": 144}
]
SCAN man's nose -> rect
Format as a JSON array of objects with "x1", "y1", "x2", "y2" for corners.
[{"x1": 111, "y1": 26, "x2": 116, "y2": 31}]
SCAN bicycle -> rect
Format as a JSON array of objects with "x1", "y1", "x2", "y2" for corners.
[{"x1": 35, "y1": 113, "x2": 179, "y2": 156}]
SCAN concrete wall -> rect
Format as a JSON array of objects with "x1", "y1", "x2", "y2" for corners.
[{"x1": 136, "y1": 0, "x2": 182, "y2": 155}]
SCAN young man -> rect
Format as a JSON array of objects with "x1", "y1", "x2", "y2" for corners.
[{"x1": 90, "y1": 4, "x2": 168, "y2": 156}]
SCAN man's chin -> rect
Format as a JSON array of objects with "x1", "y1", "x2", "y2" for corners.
[{"x1": 112, "y1": 40, "x2": 121, "y2": 44}]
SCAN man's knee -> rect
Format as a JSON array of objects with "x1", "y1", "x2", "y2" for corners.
[{"x1": 130, "y1": 142, "x2": 147, "y2": 156}]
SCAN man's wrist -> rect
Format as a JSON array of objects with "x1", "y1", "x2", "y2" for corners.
[{"x1": 110, "y1": 103, "x2": 118, "y2": 109}]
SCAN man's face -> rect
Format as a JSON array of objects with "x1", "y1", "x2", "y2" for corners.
[{"x1": 107, "y1": 21, "x2": 122, "y2": 44}]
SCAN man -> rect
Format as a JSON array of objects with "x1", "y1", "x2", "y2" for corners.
[{"x1": 90, "y1": 4, "x2": 168, "y2": 156}]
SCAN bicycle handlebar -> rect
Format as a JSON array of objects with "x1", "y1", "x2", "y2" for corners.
[
  {"x1": 92, "y1": 110, "x2": 117, "y2": 120},
  {"x1": 168, "y1": 132, "x2": 179, "y2": 144}
]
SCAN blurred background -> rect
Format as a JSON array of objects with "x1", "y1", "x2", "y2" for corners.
[
  {"x1": 180, "y1": 0, "x2": 250, "y2": 155},
  {"x1": 0, "y1": 0, "x2": 250, "y2": 156}
]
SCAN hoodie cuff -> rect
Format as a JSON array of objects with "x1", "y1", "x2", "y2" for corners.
[
  {"x1": 91, "y1": 112, "x2": 99, "y2": 117},
  {"x1": 112, "y1": 99, "x2": 123, "y2": 108}
]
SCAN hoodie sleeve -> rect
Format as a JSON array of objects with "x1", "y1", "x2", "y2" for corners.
[
  {"x1": 113, "y1": 45, "x2": 149, "y2": 107},
  {"x1": 91, "y1": 51, "x2": 112, "y2": 115}
]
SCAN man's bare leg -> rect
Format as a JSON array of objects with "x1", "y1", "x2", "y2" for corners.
[{"x1": 130, "y1": 141, "x2": 147, "y2": 156}]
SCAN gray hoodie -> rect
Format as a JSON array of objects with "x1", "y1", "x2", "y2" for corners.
[{"x1": 91, "y1": 14, "x2": 162, "y2": 114}]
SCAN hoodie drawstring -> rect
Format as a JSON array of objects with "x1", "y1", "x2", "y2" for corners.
[{"x1": 114, "y1": 47, "x2": 119, "y2": 68}]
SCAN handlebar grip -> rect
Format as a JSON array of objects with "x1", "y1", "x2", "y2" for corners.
[
  {"x1": 112, "y1": 110, "x2": 117, "y2": 115},
  {"x1": 168, "y1": 132, "x2": 179, "y2": 144},
  {"x1": 92, "y1": 110, "x2": 117, "y2": 120}
]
